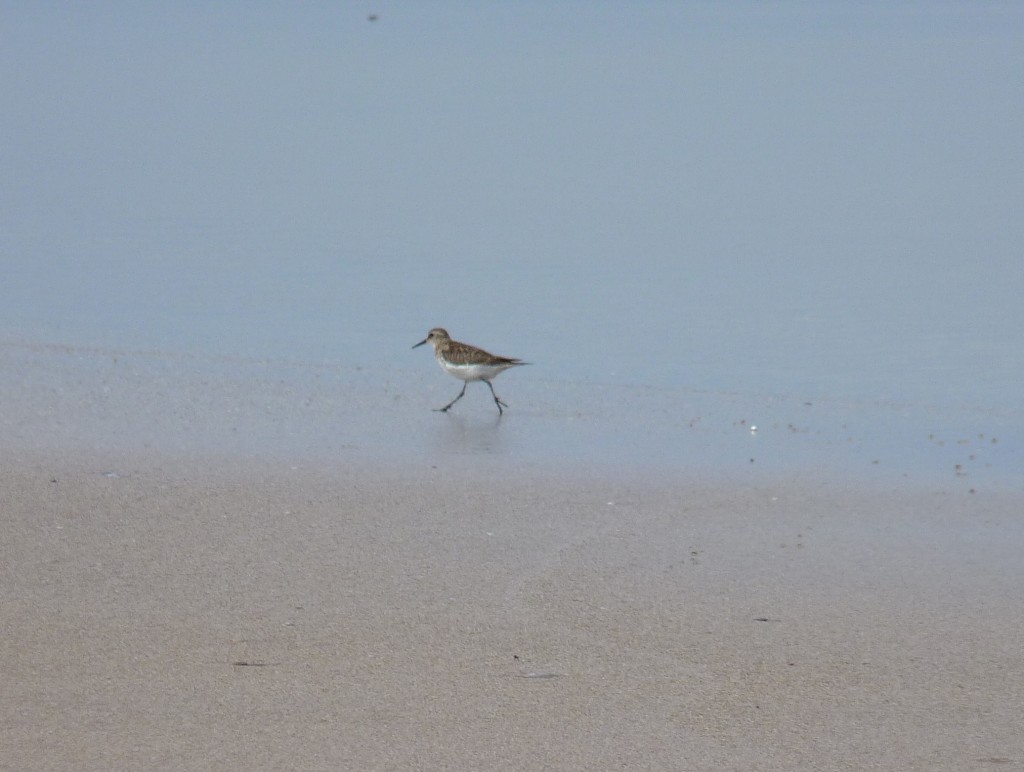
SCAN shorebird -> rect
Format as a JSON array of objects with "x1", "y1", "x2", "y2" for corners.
[{"x1": 412, "y1": 328, "x2": 528, "y2": 415}]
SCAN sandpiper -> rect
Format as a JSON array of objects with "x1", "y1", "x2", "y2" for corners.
[{"x1": 412, "y1": 328, "x2": 528, "y2": 415}]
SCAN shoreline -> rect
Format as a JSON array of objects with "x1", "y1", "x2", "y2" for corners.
[
  {"x1": 4, "y1": 448, "x2": 1022, "y2": 770},
  {"x1": 3, "y1": 337, "x2": 1019, "y2": 496}
]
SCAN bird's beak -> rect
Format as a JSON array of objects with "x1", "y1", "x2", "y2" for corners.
[{"x1": 412, "y1": 338, "x2": 428, "y2": 349}]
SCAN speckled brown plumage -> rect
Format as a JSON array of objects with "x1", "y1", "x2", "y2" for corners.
[{"x1": 412, "y1": 328, "x2": 529, "y2": 414}]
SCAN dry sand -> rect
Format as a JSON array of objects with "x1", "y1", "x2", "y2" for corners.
[{"x1": 2, "y1": 449, "x2": 1022, "y2": 771}]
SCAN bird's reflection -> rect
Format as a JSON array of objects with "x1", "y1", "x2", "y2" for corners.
[{"x1": 430, "y1": 412, "x2": 507, "y2": 456}]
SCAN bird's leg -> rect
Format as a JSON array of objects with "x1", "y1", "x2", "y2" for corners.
[
  {"x1": 484, "y1": 380, "x2": 508, "y2": 414},
  {"x1": 436, "y1": 382, "x2": 468, "y2": 412}
]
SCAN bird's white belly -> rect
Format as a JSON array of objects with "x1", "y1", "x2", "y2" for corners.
[{"x1": 439, "y1": 359, "x2": 504, "y2": 381}]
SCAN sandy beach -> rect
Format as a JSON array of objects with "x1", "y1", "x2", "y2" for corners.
[
  {"x1": 4, "y1": 448, "x2": 1022, "y2": 771},
  {"x1": 5, "y1": 2, "x2": 1024, "y2": 769}
]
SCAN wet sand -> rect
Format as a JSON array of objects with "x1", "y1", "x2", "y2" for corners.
[{"x1": 3, "y1": 450, "x2": 1022, "y2": 771}]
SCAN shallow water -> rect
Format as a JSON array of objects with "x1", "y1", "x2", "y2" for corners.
[
  {"x1": 2, "y1": 340, "x2": 1018, "y2": 493},
  {"x1": 2, "y1": 3, "x2": 1021, "y2": 488}
]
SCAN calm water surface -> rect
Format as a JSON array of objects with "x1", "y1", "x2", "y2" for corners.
[{"x1": 2, "y1": 3, "x2": 1021, "y2": 487}]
